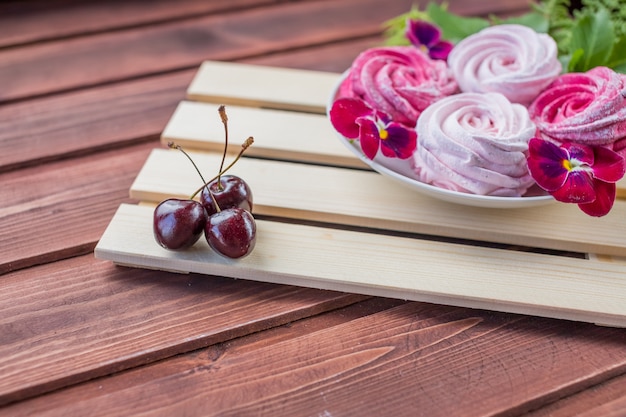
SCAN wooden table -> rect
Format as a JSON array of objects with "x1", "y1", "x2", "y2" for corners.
[{"x1": 2, "y1": 1, "x2": 625, "y2": 415}]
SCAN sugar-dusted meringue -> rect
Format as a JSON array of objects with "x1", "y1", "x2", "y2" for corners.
[
  {"x1": 528, "y1": 66, "x2": 626, "y2": 157},
  {"x1": 448, "y1": 24, "x2": 561, "y2": 106},
  {"x1": 413, "y1": 92, "x2": 536, "y2": 196},
  {"x1": 338, "y1": 46, "x2": 457, "y2": 127}
]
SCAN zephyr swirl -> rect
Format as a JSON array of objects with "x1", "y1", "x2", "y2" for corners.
[
  {"x1": 413, "y1": 92, "x2": 537, "y2": 196},
  {"x1": 448, "y1": 24, "x2": 561, "y2": 106},
  {"x1": 528, "y1": 66, "x2": 626, "y2": 157},
  {"x1": 338, "y1": 46, "x2": 457, "y2": 127}
]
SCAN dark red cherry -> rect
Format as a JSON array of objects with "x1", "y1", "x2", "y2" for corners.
[
  {"x1": 200, "y1": 175, "x2": 253, "y2": 216},
  {"x1": 153, "y1": 199, "x2": 208, "y2": 250},
  {"x1": 205, "y1": 208, "x2": 256, "y2": 259}
]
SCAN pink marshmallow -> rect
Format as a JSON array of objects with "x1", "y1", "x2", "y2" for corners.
[
  {"x1": 339, "y1": 46, "x2": 457, "y2": 127},
  {"x1": 528, "y1": 66, "x2": 626, "y2": 157},
  {"x1": 413, "y1": 92, "x2": 536, "y2": 196},
  {"x1": 448, "y1": 24, "x2": 561, "y2": 106}
]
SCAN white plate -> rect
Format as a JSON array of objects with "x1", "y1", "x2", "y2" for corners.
[{"x1": 327, "y1": 74, "x2": 554, "y2": 209}]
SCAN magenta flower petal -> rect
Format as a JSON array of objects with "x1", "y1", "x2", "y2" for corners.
[
  {"x1": 406, "y1": 19, "x2": 441, "y2": 48},
  {"x1": 527, "y1": 138, "x2": 623, "y2": 216},
  {"x1": 379, "y1": 122, "x2": 417, "y2": 159},
  {"x1": 356, "y1": 117, "x2": 381, "y2": 160},
  {"x1": 428, "y1": 40, "x2": 454, "y2": 60},
  {"x1": 551, "y1": 170, "x2": 596, "y2": 203},
  {"x1": 591, "y1": 146, "x2": 626, "y2": 183},
  {"x1": 563, "y1": 142, "x2": 594, "y2": 166},
  {"x1": 527, "y1": 138, "x2": 569, "y2": 191},
  {"x1": 329, "y1": 98, "x2": 373, "y2": 139},
  {"x1": 578, "y1": 180, "x2": 616, "y2": 217}
]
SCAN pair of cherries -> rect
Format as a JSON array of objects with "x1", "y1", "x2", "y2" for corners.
[{"x1": 153, "y1": 106, "x2": 256, "y2": 259}]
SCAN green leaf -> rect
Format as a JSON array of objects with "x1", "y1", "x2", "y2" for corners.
[
  {"x1": 568, "y1": 6, "x2": 616, "y2": 71},
  {"x1": 494, "y1": 11, "x2": 550, "y2": 33},
  {"x1": 604, "y1": 35, "x2": 626, "y2": 73},
  {"x1": 567, "y1": 48, "x2": 585, "y2": 72},
  {"x1": 425, "y1": 2, "x2": 490, "y2": 43}
]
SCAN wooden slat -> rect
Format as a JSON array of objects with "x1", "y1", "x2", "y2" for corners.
[
  {"x1": 130, "y1": 149, "x2": 626, "y2": 257},
  {"x1": 161, "y1": 101, "x2": 365, "y2": 168},
  {"x1": 96, "y1": 204, "x2": 626, "y2": 326},
  {"x1": 186, "y1": 61, "x2": 341, "y2": 113},
  {"x1": 0, "y1": 253, "x2": 363, "y2": 406},
  {"x1": 6, "y1": 303, "x2": 625, "y2": 416}
]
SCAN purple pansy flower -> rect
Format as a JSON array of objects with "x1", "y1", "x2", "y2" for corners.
[
  {"x1": 330, "y1": 97, "x2": 417, "y2": 160},
  {"x1": 405, "y1": 19, "x2": 454, "y2": 60},
  {"x1": 527, "y1": 138, "x2": 625, "y2": 216}
]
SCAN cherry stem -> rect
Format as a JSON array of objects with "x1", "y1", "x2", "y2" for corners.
[
  {"x1": 189, "y1": 136, "x2": 254, "y2": 200},
  {"x1": 168, "y1": 142, "x2": 210, "y2": 198},
  {"x1": 217, "y1": 105, "x2": 228, "y2": 191},
  {"x1": 207, "y1": 188, "x2": 222, "y2": 212}
]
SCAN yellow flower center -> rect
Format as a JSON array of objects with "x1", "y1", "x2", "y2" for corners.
[
  {"x1": 379, "y1": 129, "x2": 388, "y2": 140},
  {"x1": 562, "y1": 159, "x2": 572, "y2": 171}
]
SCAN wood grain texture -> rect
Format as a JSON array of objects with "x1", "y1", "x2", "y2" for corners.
[
  {"x1": 246, "y1": 36, "x2": 382, "y2": 73},
  {"x1": 186, "y1": 61, "x2": 340, "y2": 113},
  {"x1": 6, "y1": 0, "x2": 626, "y2": 414},
  {"x1": 0, "y1": 0, "x2": 288, "y2": 49},
  {"x1": 0, "y1": 298, "x2": 405, "y2": 415},
  {"x1": 0, "y1": 39, "x2": 378, "y2": 173},
  {"x1": 0, "y1": 254, "x2": 364, "y2": 406},
  {"x1": 527, "y1": 373, "x2": 626, "y2": 417},
  {"x1": 161, "y1": 101, "x2": 366, "y2": 168},
  {"x1": 130, "y1": 149, "x2": 626, "y2": 257},
  {"x1": 96, "y1": 204, "x2": 626, "y2": 326},
  {"x1": 0, "y1": 142, "x2": 154, "y2": 275},
  {"x1": 0, "y1": 0, "x2": 416, "y2": 103},
  {"x1": 4, "y1": 303, "x2": 625, "y2": 416},
  {"x1": 0, "y1": 72, "x2": 193, "y2": 173},
  {"x1": 0, "y1": 0, "x2": 531, "y2": 50}
]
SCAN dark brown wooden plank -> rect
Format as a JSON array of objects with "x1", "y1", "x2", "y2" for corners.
[
  {"x1": 526, "y1": 373, "x2": 626, "y2": 417},
  {"x1": 0, "y1": 142, "x2": 154, "y2": 275},
  {"x1": 0, "y1": 0, "x2": 289, "y2": 49},
  {"x1": 0, "y1": 71, "x2": 193, "y2": 173},
  {"x1": 246, "y1": 36, "x2": 380, "y2": 72},
  {"x1": 0, "y1": 0, "x2": 531, "y2": 104},
  {"x1": 0, "y1": 0, "x2": 411, "y2": 103},
  {"x1": 577, "y1": 396, "x2": 626, "y2": 417},
  {"x1": 0, "y1": 254, "x2": 365, "y2": 406},
  {"x1": 0, "y1": 297, "x2": 405, "y2": 414},
  {"x1": 4, "y1": 303, "x2": 625, "y2": 416}
]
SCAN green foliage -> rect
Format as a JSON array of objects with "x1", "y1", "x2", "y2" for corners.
[
  {"x1": 565, "y1": 5, "x2": 626, "y2": 72},
  {"x1": 425, "y1": 3, "x2": 490, "y2": 43},
  {"x1": 580, "y1": 0, "x2": 626, "y2": 38},
  {"x1": 382, "y1": 3, "x2": 490, "y2": 46},
  {"x1": 382, "y1": 0, "x2": 626, "y2": 74},
  {"x1": 530, "y1": 0, "x2": 574, "y2": 52},
  {"x1": 491, "y1": 11, "x2": 550, "y2": 34}
]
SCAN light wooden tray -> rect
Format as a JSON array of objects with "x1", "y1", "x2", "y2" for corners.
[{"x1": 96, "y1": 61, "x2": 626, "y2": 327}]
